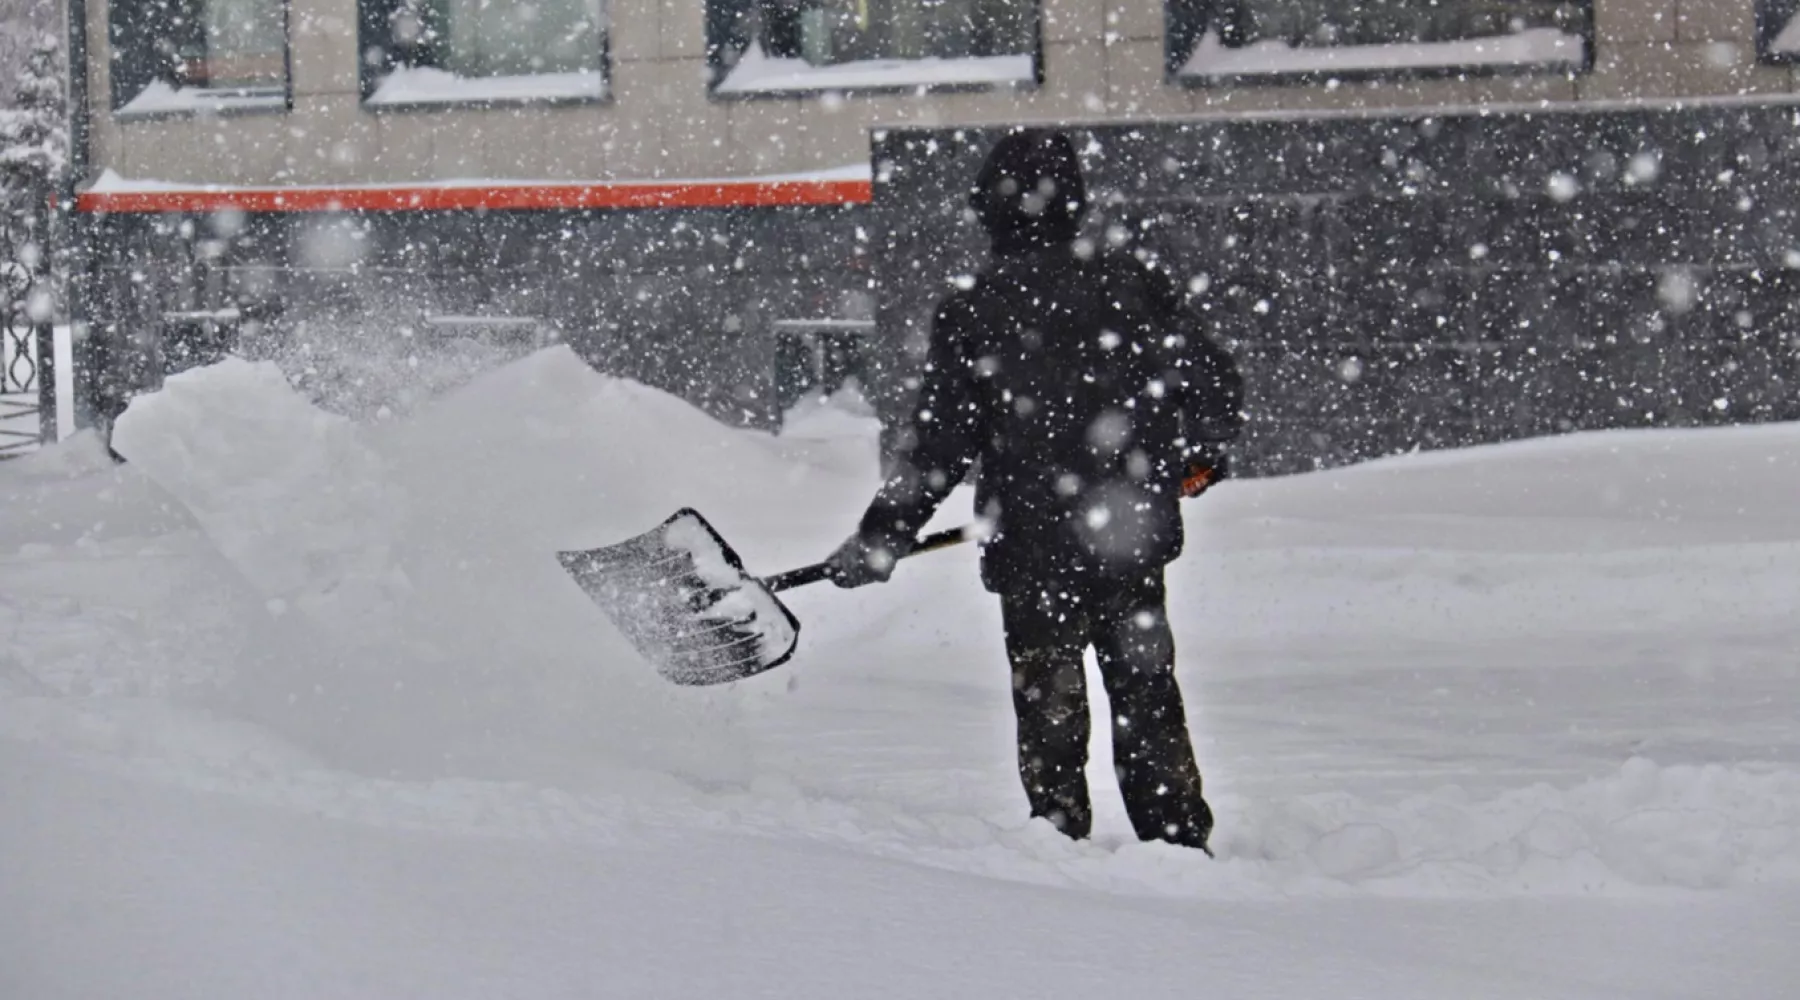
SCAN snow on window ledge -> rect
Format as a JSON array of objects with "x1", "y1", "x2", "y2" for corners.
[
  {"x1": 1770, "y1": 15, "x2": 1800, "y2": 56},
  {"x1": 365, "y1": 67, "x2": 607, "y2": 107},
  {"x1": 1179, "y1": 27, "x2": 1586, "y2": 80},
  {"x1": 715, "y1": 41, "x2": 1035, "y2": 95},
  {"x1": 115, "y1": 81, "x2": 287, "y2": 118}
]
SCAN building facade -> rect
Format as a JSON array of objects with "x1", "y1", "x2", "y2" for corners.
[
  {"x1": 60, "y1": 0, "x2": 1800, "y2": 468},
  {"x1": 76, "y1": 0, "x2": 1800, "y2": 185}
]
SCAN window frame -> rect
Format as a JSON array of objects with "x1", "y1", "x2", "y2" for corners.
[
  {"x1": 355, "y1": 0, "x2": 614, "y2": 111},
  {"x1": 703, "y1": 0, "x2": 1045, "y2": 100},
  {"x1": 1163, "y1": 0, "x2": 1595, "y2": 87},
  {"x1": 108, "y1": 0, "x2": 295, "y2": 120}
]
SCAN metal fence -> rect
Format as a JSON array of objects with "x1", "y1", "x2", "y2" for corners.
[{"x1": 0, "y1": 182, "x2": 55, "y2": 458}]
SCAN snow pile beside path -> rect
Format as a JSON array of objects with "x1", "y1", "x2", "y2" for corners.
[
  {"x1": 779, "y1": 381, "x2": 884, "y2": 444},
  {"x1": 667, "y1": 759, "x2": 1800, "y2": 897},
  {"x1": 12, "y1": 342, "x2": 1800, "y2": 909},
  {"x1": 0, "y1": 428, "x2": 116, "y2": 482},
  {"x1": 0, "y1": 430, "x2": 188, "y2": 552},
  {"x1": 113, "y1": 359, "x2": 413, "y2": 635},
  {"x1": 67, "y1": 729, "x2": 1799, "y2": 899},
  {"x1": 373, "y1": 345, "x2": 878, "y2": 573},
  {"x1": 1203, "y1": 420, "x2": 1800, "y2": 552},
  {"x1": 1218, "y1": 758, "x2": 1800, "y2": 893},
  {"x1": 265, "y1": 317, "x2": 537, "y2": 422},
  {"x1": 101, "y1": 350, "x2": 811, "y2": 789}
]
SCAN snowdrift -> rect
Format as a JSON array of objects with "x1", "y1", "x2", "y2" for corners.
[
  {"x1": 5, "y1": 344, "x2": 1800, "y2": 899},
  {"x1": 99, "y1": 348, "x2": 873, "y2": 787}
]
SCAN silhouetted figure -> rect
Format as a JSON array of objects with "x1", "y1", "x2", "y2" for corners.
[{"x1": 825, "y1": 130, "x2": 1243, "y2": 852}]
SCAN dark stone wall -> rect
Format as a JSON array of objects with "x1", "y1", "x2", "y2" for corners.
[{"x1": 870, "y1": 107, "x2": 1800, "y2": 475}]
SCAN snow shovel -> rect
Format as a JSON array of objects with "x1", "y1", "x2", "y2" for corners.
[{"x1": 557, "y1": 509, "x2": 969, "y2": 687}]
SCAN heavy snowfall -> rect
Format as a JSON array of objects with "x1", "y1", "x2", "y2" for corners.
[
  {"x1": 7, "y1": 0, "x2": 1800, "y2": 990},
  {"x1": 4, "y1": 344, "x2": 1798, "y2": 998}
]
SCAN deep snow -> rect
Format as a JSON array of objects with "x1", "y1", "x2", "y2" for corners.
[{"x1": 4, "y1": 347, "x2": 1799, "y2": 997}]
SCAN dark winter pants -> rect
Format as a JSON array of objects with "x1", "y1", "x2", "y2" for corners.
[{"x1": 999, "y1": 572, "x2": 1213, "y2": 850}]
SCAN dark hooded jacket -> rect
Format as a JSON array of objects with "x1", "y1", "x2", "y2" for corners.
[{"x1": 857, "y1": 130, "x2": 1243, "y2": 593}]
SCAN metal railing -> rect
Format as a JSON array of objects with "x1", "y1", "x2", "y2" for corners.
[{"x1": 0, "y1": 185, "x2": 54, "y2": 458}]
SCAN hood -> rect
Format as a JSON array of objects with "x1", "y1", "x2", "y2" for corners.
[{"x1": 969, "y1": 129, "x2": 1087, "y2": 255}]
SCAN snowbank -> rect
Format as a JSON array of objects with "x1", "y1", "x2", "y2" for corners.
[
  {"x1": 778, "y1": 380, "x2": 884, "y2": 444},
  {"x1": 111, "y1": 358, "x2": 412, "y2": 634},
  {"x1": 6, "y1": 342, "x2": 1800, "y2": 928},
  {"x1": 102, "y1": 350, "x2": 804, "y2": 787},
  {"x1": 1222, "y1": 759, "x2": 1800, "y2": 892},
  {"x1": 1201, "y1": 419, "x2": 1800, "y2": 552}
]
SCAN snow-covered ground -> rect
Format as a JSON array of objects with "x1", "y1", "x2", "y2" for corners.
[{"x1": 4, "y1": 346, "x2": 1798, "y2": 998}]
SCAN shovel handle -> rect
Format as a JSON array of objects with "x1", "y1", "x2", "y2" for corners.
[{"x1": 763, "y1": 525, "x2": 971, "y2": 594}]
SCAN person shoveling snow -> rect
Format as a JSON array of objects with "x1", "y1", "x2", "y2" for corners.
[
  {"x1": 561, "y1": 130, "x2": 1241, "y2": 852},
  {"x1": 821, "y1": 130, "x2": 1244, "y2": 854}
]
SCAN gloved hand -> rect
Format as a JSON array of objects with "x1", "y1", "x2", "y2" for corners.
[
  {"x1": 1180, "y1": 449, "x2": 1231, "y2": 499},
  {"x1": 825, "y1": 531, "x2": 909, "y2": 588}
]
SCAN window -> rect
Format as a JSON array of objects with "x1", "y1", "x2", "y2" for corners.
[
  {"x1": 1166, "y1": 0, "x2": 1591, "y2": 83},
  {"x1": 109, "y1": 0, "x2": 290, "y2": 115},
  {"x1": 1759, "y1": 0, "x2": 1800, "y2": 62},
  {"x1": 358, "y1": 0, "x2": 609, "y2": 107},
  {"x1": 706, "y1": 0, "x2": 1041, "y2": 96}
]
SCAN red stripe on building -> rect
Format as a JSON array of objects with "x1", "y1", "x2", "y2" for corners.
[{"x1": 75, "y1": 178, "x2": 874, "y2": 214}]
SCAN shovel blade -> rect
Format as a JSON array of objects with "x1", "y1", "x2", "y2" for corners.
[{"x1": 557, "y1": 508, "x2": 800, "y2": 686}]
